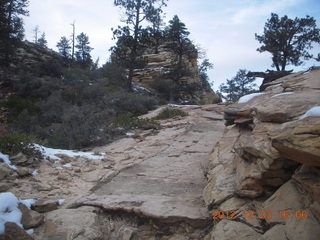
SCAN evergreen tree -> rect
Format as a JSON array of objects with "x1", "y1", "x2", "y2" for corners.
[
  {"x1": 56, "y1": 36, "x2": 71, "y2": 59},
  {"x1": 75, "y1": 32, "x2": 93, "y2": 67},
  {"x1": 199, "y1": 58, "x2": 213, "y2": 90},
  {"x1": 256, "y1": 13, "x2": 320, "y2": 71},
  {"x1": 219, "y1": 69, "x2": 257, "y2": 102},
  {"x1": 166, "y1": 15, "x2": 191, "y2": 66},
  {"x1": 148, "y1": 13, "x2": 164, "y2": 54},
  {"x1": 112, "y1": 0, "x2": 167, "y2": 90},
  {"x1": 37, "y1": 32, "x2": 47, "y2": 48},
  {"x1": 33, "y1": 25, "x2": 39, "y2": 43},
  {"x1": 0, "y1": 0, "x2": 29, "y2": 66}
]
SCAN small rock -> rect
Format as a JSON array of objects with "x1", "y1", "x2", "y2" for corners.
[
  {"x1": 10, "y1": 153, "x2": 30, "y2": 166},
  {"x1": 57, "y1": 173, "x2": 69, "y2": 181},
  {"x1": 0, "y1": 182, "x2": 13, "y2": 192},
  {"x1": 0, "y1": 163, "x2": 12, "y2": 180},
  {"x1": 19, "y1": 203, "x2": 44, "y2": 229},
  {"x1": 1, "y1": 222, "x2": 33, "y2": 240},
  {"x1": 35, "y1": 183, "x2": 53, "y2": 192},
  {"x1": 32, "y1": 199, "x2": 59, "y2": 213},
  {"x1": 16, "y1": 167, "x2": 33, "y2": 177}
]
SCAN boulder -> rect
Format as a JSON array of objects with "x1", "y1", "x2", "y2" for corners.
[
  {"x1": 32, "y1": 199, "x2": 59, "y2": 213},
  {"x1": 272, "y1": 117, "x2": 320, "y2": 166},
  {"x1": 34, "y1": 207, "x2": 102, "y2": 240},
  {"x1": 0, "y1": 163, "x2": 12, "y2": 180},
  {"x1": 211, "y1": 220, "x2": 261, "y2": 240},
  {"x1": 19, "y1": 203, "x2": 44, "y2": 229},
  {"x1": 16, "y1": 167, "x2": 33, "y2": 177},
  {"x1": 0, "y1": 222, "x2": 33, "y2": 240}
]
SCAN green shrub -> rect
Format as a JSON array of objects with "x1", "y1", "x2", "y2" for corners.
[
  {"x1": 110, "y1": 114, "x2": 160, "y2": 130},
  {"x1": 153, "y1": 108, "x2": 188, "y2": 120},
  {"x1": 0, "y1": 134, "x2": 43, "y2": 159},
  {"x1": 115, "y1": 93, "x2": 158, "y2": 115}
]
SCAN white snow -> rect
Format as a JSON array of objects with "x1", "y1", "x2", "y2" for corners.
[
  {"x1": 299, "y1": 106, "x2": 320, "y2": 120},
  {"x1": 32, "y1": 170, "x2": 38, "y2": 176},
  {"x1": 238, "y1": 93, "x2": 266, "y2": 103},
  {"x1": 0, "y1": 192, "x2": 36, "y2": 234},
  {"x1": 271, "y1": 92, "x2": 295, "y2": 98},
  {"x1": 58, "y1": 199, "x2": 65, "y2": 205},
  {"x1": 19, "y1": 199, "x2": 36, "y2": 209},
  {"x1": 126, "y1": 132, "x2": 135, "y2": 137},
  {"x1": 63, "y1": 163, "x2": 72, "y2": 168},
  {"x1": 0, "y1": 152, "x2": 17, "y2": 170},
  {"x1": 33, "y1": 144, "x2": 105, "y2": 161},
  {"x1": 168, "y1": 104, "x2": 198, "y2": 107},
  {"x1": 133, "y1": 84, "x2": 151, "y2": 93},
  {"x1": 26, "y1": 228, "x2": 34, "y2": 235}
]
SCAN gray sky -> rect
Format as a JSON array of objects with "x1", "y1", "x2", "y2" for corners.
[{"x1": 23, "y1": 0, "x2": 320, "y2": 90}]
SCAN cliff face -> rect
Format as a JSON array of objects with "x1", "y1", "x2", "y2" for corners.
[
  {"x1": 204, "y1": 68, "x2": 320, "y2": 239},
  {"x1": 133, "y1": 42, "x2": 220, "y2": 104}
]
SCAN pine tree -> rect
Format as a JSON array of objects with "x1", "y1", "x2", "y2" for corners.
[
  {"x1": 75, "y1": 32, "x2": 93, "y2": 67},
  {"x1": 256, "y1": 13, "x2": 320, "y2": 71},
  {"x1": 0, "y1": 0, "x2": 29, "y2": 66},
  {"x1": 57, "y1": 36, "x2": 71, "y2": 59},
  {"x1": 219, "y1": 69, "x2": 257, "y2": 102},
  {"x1": 37, "y1": 32, "x2": 47, "y2": 48},
  {"x1": 199, "y1": 59, "x2": 213, "y2": 90},
  {"x1": 112, "y1": 0, "x2": 167, "y2": 90},
  {"x1": 166, "y1": 15, "x2": 191, "y2": 66},
  {"x1": 33, "y1": 25, "x2": 39, "y2": 43}
]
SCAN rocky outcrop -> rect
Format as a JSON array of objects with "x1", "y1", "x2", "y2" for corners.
[
  {"x1": 133, "y1": 42, "x2": 220, "y2": 104},
  {"x1": 204, "y1": 68, "x2": 320, "y2": 239}
]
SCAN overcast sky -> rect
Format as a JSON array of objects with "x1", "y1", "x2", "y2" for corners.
[{"x1": 23, "y1": 0, "x2": 320, "y2": 90}]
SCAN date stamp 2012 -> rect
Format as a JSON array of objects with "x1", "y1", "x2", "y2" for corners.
[{"x1": 211, "y1": 210, "x2": 309, "y2": 220}]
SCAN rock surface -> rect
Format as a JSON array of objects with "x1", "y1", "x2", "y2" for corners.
[
  {"x1": 204, "y1": 68, "x2": 320, "y2": 239},
  {"x1": 6, "y1": 104, "x2": 226, "y2": 239}
]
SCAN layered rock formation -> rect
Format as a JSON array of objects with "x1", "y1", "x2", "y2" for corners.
[
  {"x1": 204, "y1": 68, "x2": 320, "y2": 239},
  {"x1": 133, "y1": 42, "x2": 220, "y2": 104}
]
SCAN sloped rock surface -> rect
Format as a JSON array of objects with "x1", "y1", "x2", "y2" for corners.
[
  {"x1": 205, "y1": 68, "x2": 320, "y2": 239},
  {"x1": 73, "y1": 105, "x2": 225, "y2": 231}
]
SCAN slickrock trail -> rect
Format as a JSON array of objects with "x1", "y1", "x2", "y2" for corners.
[
  {"x1": 75, "y1": 105, "x2": 225, "y2": 223},
  {"x1": 29, "y1": 104, "x2": 225, "y2": 239}
]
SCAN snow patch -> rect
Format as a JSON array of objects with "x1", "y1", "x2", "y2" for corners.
[
  {"x1": 0, "y1": 192, "x2": 36, "y2": 234},
  {"x1": 20, "y1": 199, "x2": 36, "y2": 209},
  {"x1": 32, "y1": 170, "x2": 38, "y2": 176},
  {"x1": 299, "y1": 106, "x2": 320, "y2": 119},
  {"x1": 33, "y1": 144, "x2": 105, "y2": 161},
  {"x1": 63, "y1": 163, "x2": 72, "y2": 168},
  {"x1": 58, "y1": 199, "x2": 65, "y2": 205},
  {"x1": 168, "y1": 104, "x2": 198, "y2": 107},
  {"x1": 0, "y1": 152, "x2": 17, "y2": 170},
  {"x1": 271, "y1": 92, "x2": 294, "y2": 98},
  {"x1": 133, "y1": 84, "x2": 151, "y2": 93},
  {"x1": 126, "y1": 132, "x2": 135, "y2": 137},
  {"x1": 238, "y1": 93, "x2": 266, "y2": 103}
]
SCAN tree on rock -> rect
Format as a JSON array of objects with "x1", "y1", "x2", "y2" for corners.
[
  {"x1": 0, "y1": 0, "x2": 29, "y2": 66},
  {"x1": 37, "y1": 32, "x2": 47, "y2": 48},
  {"x1": 75, "y1": 32, "x2": 93, "y2": 67},
  {"x1": 166, "y1": 15, "x2": 191, "y2": 66},
  {"x1": 219, "y1": 69, "x2": 257, "y2": 102},
  {"x1": 111, "y1": 0, "x2": 167, "y2": 90},
  {"x1": 255, "y1": 13, "x2": 320, "y2": 71},
  {"x1": 199, "y1": 58, "x2": 213, "y2": 90},
  {"x1": 57, "y1": 36, "x2": 71, "y2": 60}
]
